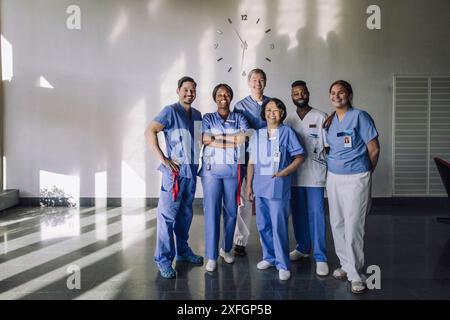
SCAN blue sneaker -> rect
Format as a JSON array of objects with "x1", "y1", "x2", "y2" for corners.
[
  {"x1": 176, "y1": 253, "x2": 204, "y2": 265},
  {"x1": 159, "y1": 266, "x2": 176, "y2": 279}
]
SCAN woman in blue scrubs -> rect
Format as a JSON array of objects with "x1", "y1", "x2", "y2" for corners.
[
  {"x1": 200, "y1": 84, "x2": 249, "y2": 272},
  {"x1": 246, "y1": 98, "x2": 305, "y2": 281},
  {"x1": 323, "y1": 80, "x2": 380, "y2": 293}
]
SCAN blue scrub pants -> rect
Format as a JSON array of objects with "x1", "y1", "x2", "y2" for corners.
[
  {"x1": 255, "y1": 197, "x2": 290, "y2": 270},
  {"x1": 291, "y1": 187, "x2": 327, "y2": 262},
  {"x1": 202, "y1": 175, "x2": 238, "y2": 260},
  {"x1": 154, "y1": 173, "x2": 196, "y2": 269}
]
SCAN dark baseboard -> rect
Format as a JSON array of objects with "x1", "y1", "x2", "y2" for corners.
[{"x1": 19, "y1": 197, "x2": 449, "y2": 208}]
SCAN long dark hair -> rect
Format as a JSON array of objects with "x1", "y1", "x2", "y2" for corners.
[{"x1": 323, "y1": 80, "x2": 353, "y2": 130}]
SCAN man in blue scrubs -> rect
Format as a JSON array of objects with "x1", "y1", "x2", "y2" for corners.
[
  {"x1": 232, "y1": 68, "x2": 270, "y2": 256},
  {"x1": 144, "y1": 76, "x2": 204, "y2": 279}
]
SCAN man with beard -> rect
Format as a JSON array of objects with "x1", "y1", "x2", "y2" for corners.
[
  {"x1": 285, "y1": 80, "x2": 329, "y2": 277},
  {"x1": 145, "y1": 76, "x2": 204, "y2": 279}
]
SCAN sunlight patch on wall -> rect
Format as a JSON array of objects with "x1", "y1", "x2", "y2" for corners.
[
  {"x1": 160, "y1": 53, "x2": 186, "y2": 108},
  {"x1": 95, "y1": 171, "x2": 107, "y2": 208},
  {"x1": 198, "y1": 27, "x2": 215, "y2": 115},
  {"x1": 39, "y1": 170, "x2": 80, "y2": 207},
  {"x1": 121, "y1": 161, "x2": 146, "y2": 207},
  {"x1": 121, "y1": 97, "x2": 146, "y2": 207},
  {"x1": 276, "y1": 0, "x2": 306, "y2": 50},
  {"x1": 317, "y1": 0, "x2": 341, "y2": 40},
  {"x1": 108, "y1": 9, "x2": 128, "y2": 44},
  {"x1": 2, "y1": 156, "x2": 6, "y2": 189},
  {"x1": 1, "y1": 34, "x2": 13, "y2": 81},
  {"x1": 39, "y1": 76, "x2": 54, "y2": 89}
]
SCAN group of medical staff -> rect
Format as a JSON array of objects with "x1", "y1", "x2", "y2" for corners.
[{"x1": 144, "y1": 70, "x2": 380, "y2": 294}]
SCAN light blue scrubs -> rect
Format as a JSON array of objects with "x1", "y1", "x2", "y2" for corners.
[
  {"x1": 200, "y1": 112, "x2": 249, "y2": 260},
  {"x1": 249, "y1": 124, "x2": 305, "y2": 270},
  {"x1": 326, "y1": 107, "x2": 378, "y2": 174},
  {"x1": 233, "y1": 95, "x2": 270, "y2": 131},
  {"x1": 153, "y1": 102, "x2": 202, "y2": 269}
]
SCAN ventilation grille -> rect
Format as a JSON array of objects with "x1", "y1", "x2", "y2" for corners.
[{"x1": 393, "y1": 76, "x2": 450, "y2": 196}]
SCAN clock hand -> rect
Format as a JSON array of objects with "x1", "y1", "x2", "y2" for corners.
[
  {"x1": 233, "y1": 27, "x2": 246, "y2": 46},
  {"x1": 240, "y1": 41, "x2": 247, "y2": 71}
]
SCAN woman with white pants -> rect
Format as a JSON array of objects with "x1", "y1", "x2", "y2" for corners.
[{"x1": 323, "y1": 80, "x2": 380, "y2": 294}]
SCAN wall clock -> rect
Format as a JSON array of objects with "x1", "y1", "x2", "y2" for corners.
[{"x1": 214, "y1": 15, "x2": 275, "y2": 77}]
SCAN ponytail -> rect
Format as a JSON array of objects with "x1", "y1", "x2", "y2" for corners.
[{"x1": 323, "y1": 111, "x2": 336, "y2": 131}]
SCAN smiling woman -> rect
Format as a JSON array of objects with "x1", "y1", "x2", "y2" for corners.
[
  {"x1": 324, "y1": 80, "x2": 380, "y2": 294},
  {"x1": 200, "y1": 83, "x2": 249, "y2": 272}
]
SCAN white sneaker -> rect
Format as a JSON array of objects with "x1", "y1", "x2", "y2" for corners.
[
  {"x1": 256, "y1": 260, "x2": 274, "y2": 270},
  {"x1": 289, "y1": 249, "x2": 310, "y2": 261},
  {"x1": 219, "y1": 248, "x2": 235, "y2": 264},
  {"x1": 316, "y1": 262, "x2": 329, "y2": 276},
  {"x1": 205, "y1": 259, "x2": 217, "y2": 272},
  {"x1": 279, "y1": 269, "x2": 291, "y2": 281}
]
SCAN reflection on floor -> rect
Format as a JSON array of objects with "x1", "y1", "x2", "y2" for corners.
[{"x1": 0, "y1": 202, "x2": 449, "y2": 300}]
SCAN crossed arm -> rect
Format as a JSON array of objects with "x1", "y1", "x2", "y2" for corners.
[{"x1": 202, "y1": 132, "x2": 247, "y2": 149}]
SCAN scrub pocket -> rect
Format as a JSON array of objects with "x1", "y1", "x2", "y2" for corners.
[{"x1": 160, "y1": 173, "x2": 174, "y2": 192}]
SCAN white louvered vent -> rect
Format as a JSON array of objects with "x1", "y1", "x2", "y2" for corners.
[{"x1": 393, "y1": 76, "x2": 450, "y2": 196}]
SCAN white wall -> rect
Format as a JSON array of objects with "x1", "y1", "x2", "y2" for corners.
[{"x1": 2, "y1": 0, "x2": 450, "y2": 199}]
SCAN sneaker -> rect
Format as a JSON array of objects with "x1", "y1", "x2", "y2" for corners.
[
  {"x1": 176, "y1": 253, "x2": 204, "y2": 265},
  {"x1": 351, "y1": 281, "x2": 367, "y2": 294},
  {"x1": 205, "y1": 259, "x2": 217, "y2": 272},
  {"x1": 316, "y1": 262, "x2": 329, "y2": 276},
  {"x1": 257, "y1": 260, "x2": 274, "y2": 270},
  {"x1": 234, "y1": 245, "x2": 246, "y2": 256},
  {"x1": 159, "y1": 266, "x2": 176, "y2": 279},
  {"x1": 279, "y1": 269, "x2": 291, "y2": 281},
  {"x1": 289, "y1": 249, "x2": 310, "y2": 261},
  {"x1": 332, "y1": 267, "x2": 347, "y2": 280},
  {"x1": 219, "y1": 248, "x2": 235, "y2": 264}
]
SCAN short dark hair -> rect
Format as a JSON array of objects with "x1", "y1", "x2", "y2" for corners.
[
  {"x1": 291, "y1": 80, "x2": 308, "y2": 90},
  {"x1": 212, "y1": 83, "x2": 233, "y2": 101},
  {"x1": 178, "y1": 76, "x2": 197, "y2": 89},
  {"x1": 247, "y1": 68, "x2": 267, "y2": 82},
  {"x1": 260, "y1": 98, "x2": 287, "y2": 122}
]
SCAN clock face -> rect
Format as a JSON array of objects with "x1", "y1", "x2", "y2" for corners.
[{"x1": 214, "y1": 15, "x2": 275, "y2": 77}]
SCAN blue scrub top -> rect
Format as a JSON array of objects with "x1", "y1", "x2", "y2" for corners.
[
  {"x1": 153, "y1": 102, "x2": 202, "y2": 179},
  {"x1": 233, "y1": 95, "x2": 270, "y2": 130},
  {"x1": 326, "y1": 107, "x2": 378, "y2": 175},
  {"x1": 249, "y1": 124, "x2": 305, "y2": 200},
  {"x1": 200, "y1": 111, "x2": 249, "y2": 178}
]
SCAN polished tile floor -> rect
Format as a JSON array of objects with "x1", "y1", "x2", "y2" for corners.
[{"x1": 0, "y1": 202, "x2": 449, "y2": 300}]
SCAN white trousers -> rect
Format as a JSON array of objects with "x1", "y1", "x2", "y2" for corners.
[
  {"x1": 233, "y1": 177, "x2": 252, "y2": 246},
  {"x1": 326, "y1": 171, "x2": 372, "y2": 282}
]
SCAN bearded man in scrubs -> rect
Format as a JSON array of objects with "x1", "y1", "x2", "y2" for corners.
[{"x1": 145, "y1": 76, "x2": 204, "y2": 279}]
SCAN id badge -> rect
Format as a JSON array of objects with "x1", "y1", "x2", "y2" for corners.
[{"x1": 344, "y1": 135, "x2": 352, "y2": 148}]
